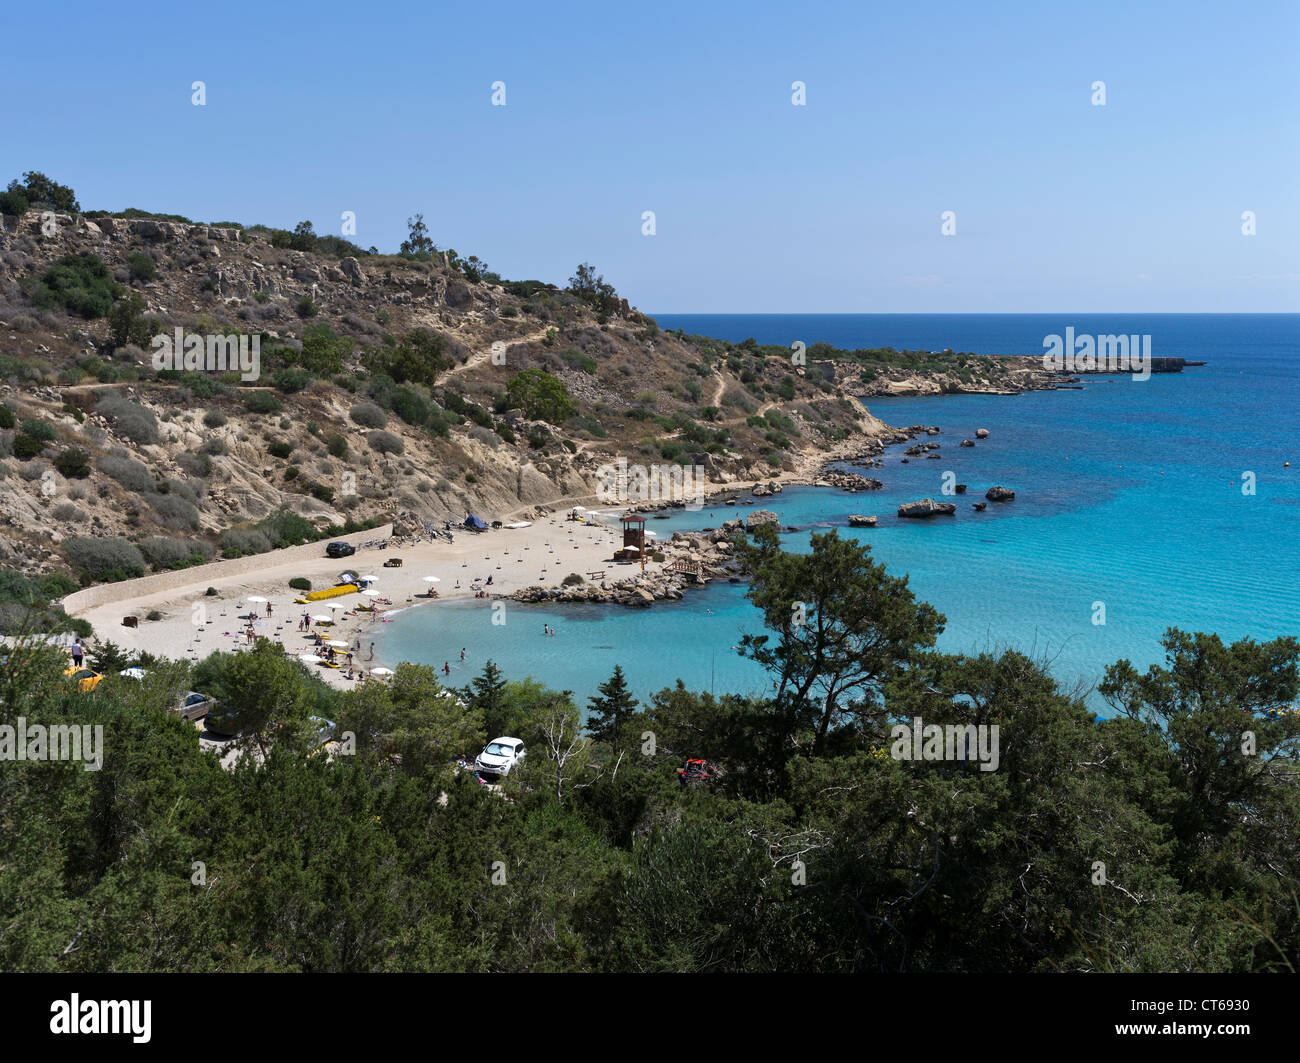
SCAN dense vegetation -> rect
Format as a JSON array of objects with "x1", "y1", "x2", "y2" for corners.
[{"x1": 2, "y1": 530, "x2": 1296, "y2": 972}]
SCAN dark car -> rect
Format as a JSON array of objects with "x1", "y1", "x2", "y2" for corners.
[
  {"x1": 326, "y1": 541, "x2": 356, "y2": 558},
  {"x1": 203, "y1": 704, "x2": 243, "y2": 737}
]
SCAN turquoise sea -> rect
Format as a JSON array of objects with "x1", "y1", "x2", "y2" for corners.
[{"x1": 378, "y1": 315, "x2": 1300, "y2": 714}]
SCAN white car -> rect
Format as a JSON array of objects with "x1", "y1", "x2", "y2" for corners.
[{"x1": 475, "y1": 737, "x2": 526, "y2": 776}]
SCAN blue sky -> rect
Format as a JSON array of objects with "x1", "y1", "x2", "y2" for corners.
[{"x1": 4, "y1": 0, "x2": 1296, "y2": 312}]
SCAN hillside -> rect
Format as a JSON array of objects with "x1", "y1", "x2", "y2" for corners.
[{"x1": 0, "y1": 188, "x2": 1055, "y2": 590}]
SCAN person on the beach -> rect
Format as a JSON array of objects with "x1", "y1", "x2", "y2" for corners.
[
  {"x1": 443, "y1": 661, "x2": 450, "y2": 676},
  {"x1": 460, "y1": 648, "x2": 466, "y2": 661},
  {"x1": 71, "y1": 639, "x2": 83, "y2": 667},
  {"x1": 266, "y1": 602, "x2": 272, "y2": 616},
  {"x1": 368, "y1": 643, "x2": 375, "y2": 661}
]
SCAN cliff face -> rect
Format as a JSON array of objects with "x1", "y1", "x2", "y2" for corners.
[{"x1": 0, "y1": 209, "x2": 891, "y2": 579}]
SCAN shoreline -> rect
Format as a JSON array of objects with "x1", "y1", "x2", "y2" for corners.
[{"x1": 61, "y1": 419, "x2": 956, "y2": 686}]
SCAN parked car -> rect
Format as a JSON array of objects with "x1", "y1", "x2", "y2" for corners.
[
  {"x1": 203, "y1": 704, "x2": 243, "y2": 737},
  {"x1": 173, "y1": 691, "x2": 215, "y2": 721},
  {"x1": 325, "y1": 541, "x2": 356, "y2": 558},
  {"x1": 475, "y1": 737, "x2": 525, "y2": 775},
  {"x1": 62, "y1": 666, "x2": 103, "y2": 693}
]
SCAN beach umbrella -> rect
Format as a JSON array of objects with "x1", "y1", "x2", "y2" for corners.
[
  {"x1": 247, "y1": 595, "x2": 268, "y2": 603},
  {"x1": 623, "y1": 545, "x2": 640, "y2": 553},
  {"x1": 119, "y1": 667, "x2": 148, "y2": 680},
  {"x1": 298, "y1": 654, "x2": 323, "y2": 664},
  {"x1": 312, "y1": 615, "x2": 333, "y2": 623},
  {"x1": 361, "y1": 589, "x2": 381, "y2": 597},
  {"x1": 326, "y1": 639, "x2": 349, "y2": 648},
  {"x1": 371, "y1": 667, "x2": 394, "y2": 676},
  {"x1": 359, "y1": 575, "x2": 379, "y2": 582},
  {"x1": 422, "y1": 575, "x2": 441, "y2": 583},
  {"x1": 645, "y1": 530, "x2": 657, "y2": 538}
]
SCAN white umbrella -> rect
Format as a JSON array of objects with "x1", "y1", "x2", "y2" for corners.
[
  {"x1": 247, "y1": 595, "x2": 268, "y2": 603},
  {"x1": 645, "y1": 530, "x2": 657, "y2": 538},
  {"x1": 311, "y1": 615, "x2": 333, "y2": 623},
  {"x1": 120, "y1": 667, "x2": 148, "y2": 680},
  {"x1": 327, "y1": 603, "x2": 347, "y2": 611},
  {"x1": 326, "y1": 639, "x2": 349, "y2": 648},
  {"x1": 359, "y1": 575, "x2": 379, "y2": 582},
  {"x1": 422, "y1": 575, "x2": 441, "y2": 583},
  {"x1": 623, "y1": 545, "x2": 640, "y2": 553},
  {"x1": 361, "y1": 589, "x2": 381, "y2": 597},
  {"x1": 298, "y1": 654, "x2": 323, "y2": 664},
  {"x1": 371, "y1": 667, "x2": 394, "y2": 676}
]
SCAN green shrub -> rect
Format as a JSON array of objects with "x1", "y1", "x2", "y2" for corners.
[
  {"x1": 243, "y1": 390, "x2": 283, "y2": 414},
  {"x1": 391, "y1": 387, "x2": 429, "y2": 426},
  {"x1": 220, "y1": 528, "x2": 272, "y2": 558},
  {"x1": 95, "y1": 392, "x2": 158, "y2": 444},
  {"x1": 150, "y1": 493, "x2": 201, "y2": 531},
  {"x1": 203, "y1": 409, "x2": 227, "y2": 428},
  {"x1": 288, "y1": 577, "x2": 312, "y2": 591},
  {"x1": 65, "y1": 535, "x2": 146, "y2": 581},
  {"x1": 199, "y1": 438, "x2": 226, "y2": 456},
  {"x1": 350, "y1": 402, "x2": 387, "y2": 428},
  {"x1": 326, "y1": 434, "x2": 348, "y2": 457},
  {"x1": 21, "y1": 252, "x2": 118, "y2": 318},
  {"x1": 54, "y1": 448, "x2": 91, "y2": 478},
  {"x1": 108, "y1": 291, "x2": 161, "y2": 349},
  {"x1": 309, "y1": 483, "x2": 335, "y2": 502},
  {"x1": 368, "y1": 430, "x2": 404, "y2": 455},
  {"x1": 268, "y1": 440, "x2": 293, "y2": 459},
  {"x1": 139, "y1": 536, "x2": 212, "y2": 569},
  {"x1": 127, "y1": 251, "x2": 156, "y2": 281},
  {"x1": 21, "y1": 420, "x2": 56, "y2": 442},
  {"x1": 274, "y1": 367, "x2": 313, "y2": 394},
  {"x1": 12, "y1": 434, "x2": 43, "y2": 460},
  {"x1": 296, "y1": 296, "x2": 318, "y2": 317},
  {"x1": 0, "y1": 406, "x2": 13, "y2": 429},
  {"x1": 98, "y1": 454, "x2": 153, "y2": 492}
]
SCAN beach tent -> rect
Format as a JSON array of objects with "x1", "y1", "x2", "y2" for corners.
[{"x1": 464, "y1": 513, "x2": 489, "y2": 532}]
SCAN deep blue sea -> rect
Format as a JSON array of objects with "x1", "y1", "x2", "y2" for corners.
[{"x1": 379, "y1": 314, "x2": 1300, "y2": 714}]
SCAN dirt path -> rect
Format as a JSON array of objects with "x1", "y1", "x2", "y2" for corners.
[{"x1": 441, "y1": 325, "x2": 554, "y2": 381}]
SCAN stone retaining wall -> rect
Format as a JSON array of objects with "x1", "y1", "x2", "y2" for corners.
[{"x1": 61, "y1": 525, "x2": 392, "y2": 615}]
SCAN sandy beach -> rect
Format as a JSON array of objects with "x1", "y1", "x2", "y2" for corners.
[{"x1": 67, "y1": 509, "x2": 685, "y2": 687}]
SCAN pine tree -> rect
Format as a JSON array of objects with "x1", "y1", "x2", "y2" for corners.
[{"x1": 587, "y1": 664, "x2": 638, "y2": 745}]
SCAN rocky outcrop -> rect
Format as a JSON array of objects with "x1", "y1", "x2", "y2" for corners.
[
  {"x1": 745, "y1": 509, "x2": 780, "y2": 530},
  {"x1": 973, "y1": 501, "x2": 987, "y2": 511},
  {"x1": 975, "y1": 428, "x2": 990, "y2": 438},
  {"x1": 848, "y1": 514, "x2": 877, "y2": 527},
  {"x1": 985, "y1": 486, "x2": 1016, "y2": 502},
  {"x1": 820, "y1": 471, "x2": 883, "y2": 492},
  {"x1": 898, "y1": 497, "x2": 956, "y2": 518},
  {"x1": 960, "y1": 439, "x2": 975, "y2": 447}
]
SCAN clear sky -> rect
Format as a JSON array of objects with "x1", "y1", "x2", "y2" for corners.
[{"x1": 4, "y1": 0, "x2": 1296, "y2": 312}]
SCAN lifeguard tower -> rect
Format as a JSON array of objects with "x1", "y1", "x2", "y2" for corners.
[{"x1": 619, "y1": 514, "x2": 646, "y2": 561}]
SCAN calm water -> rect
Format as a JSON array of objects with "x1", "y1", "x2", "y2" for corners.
[{"x1": 379, "y1": 314, "x2": 1300, "y2": 714}]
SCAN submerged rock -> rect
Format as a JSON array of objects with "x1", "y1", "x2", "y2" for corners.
[
  {"x1": 848, "y1": 514, "x2": 877, "y2": 527},
  {"x1": 986, "y1": 485, "x2": 1016, "y2": 502}
]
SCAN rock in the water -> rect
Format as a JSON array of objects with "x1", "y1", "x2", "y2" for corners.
[
  {"x1": 955, "y1": 484, "x2": 967, "y2": 494},
  {"x1": 898, "y1": 498, "x2": 957, "y2": 518},
  {"x1": 973, "y1": 501, "x2": 987, "y2": 511},
  {"x1": 848, "y1": 514, "x2": 877, "y2": 527},
  {"x1": 986, "y1": 485, "x2": 1016, "y2": 502},
  {"x1": 745, "y1": 509, "x2": 780, "y2": 530},
  {"x1": 960, "y1": 439, "x2": 975, "y2": 447},
  {"x1": 975, "y1": 428, "x2": 990, "y2": 439}
]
